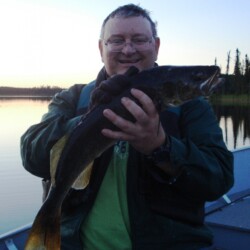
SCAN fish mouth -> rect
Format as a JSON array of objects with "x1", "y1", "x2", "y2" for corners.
[{"x1": 200, "y1": 68, "x2": 223, "y2": 94}]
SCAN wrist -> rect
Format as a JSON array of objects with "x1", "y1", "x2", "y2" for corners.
[{"x1": 146, "y1": 135, "x2": 171, "y2": 165}]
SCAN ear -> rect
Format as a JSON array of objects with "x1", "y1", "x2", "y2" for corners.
[
  {"x1": 154, "y1": 37, "x2": 160, "y2": 60},
  {"x1": 99, "y1": 39, "x2": 104, "y2": 62}
]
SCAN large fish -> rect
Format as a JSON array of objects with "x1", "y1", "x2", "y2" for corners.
[{"x1": 25, "y1": 65, "x2": 223, "y2": 249}]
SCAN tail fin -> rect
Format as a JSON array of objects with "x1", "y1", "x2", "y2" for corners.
[{"x1": 25, "y1": 196, "x2": 61, "y2": 250}]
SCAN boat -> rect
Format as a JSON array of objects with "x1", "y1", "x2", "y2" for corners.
[
  {"x1": 0, "y1": 146, "x2": 249, "y2": 250},
  {"x1": 0, "y1": 223, "x2": 31, "y2": 250},
  {"x1": 205, "y1": 146, "x2": 250, "y2": 249}
]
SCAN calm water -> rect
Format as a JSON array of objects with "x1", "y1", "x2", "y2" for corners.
[{"x1": 0, "y1": 98, "x2": 250, "y2": 234}]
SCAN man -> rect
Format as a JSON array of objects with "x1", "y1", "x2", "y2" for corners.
[{"x1": 21, "y1": 4, "x2": 234, "y2": 250}]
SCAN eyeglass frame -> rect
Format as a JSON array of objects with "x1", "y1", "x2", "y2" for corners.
[{"x1": 102, "y1": 35, "x2": 155, "y2": 52}]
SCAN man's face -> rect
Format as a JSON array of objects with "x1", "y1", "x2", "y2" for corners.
[{"x1": 99, "y1": 16, "x2": 160, "y2": 76}]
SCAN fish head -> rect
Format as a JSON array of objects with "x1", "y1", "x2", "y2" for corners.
[
  {"x1": 188, "y1": 65, "x2": 223, "y2": 93},
  {"x1": 162, "y1": 65, "x2": 224, "y2": 104}
]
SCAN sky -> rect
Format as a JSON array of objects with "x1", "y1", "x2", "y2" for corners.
[{"x1": 0, "y1": 0, "x2": 249, "y2": 88}]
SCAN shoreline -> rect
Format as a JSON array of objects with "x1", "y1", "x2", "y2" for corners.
[
  {"x1": 211, "y1": 94, "x2": 250, "y2": 106},
  {"x1": 1, "y1": 94, "x2": 250, "y2": 105}
]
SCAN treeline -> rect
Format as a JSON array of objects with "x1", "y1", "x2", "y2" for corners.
[
  {"x1": 217, "y1": 48, "x2": 250, "y2": 95},
  {"x1": 0, "y1": 86, "x2": 63, "y2": 97}
]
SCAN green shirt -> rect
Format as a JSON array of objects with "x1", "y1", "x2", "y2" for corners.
[{"x1": 80, "y1": 141, "x2": 132, "y2": 250}]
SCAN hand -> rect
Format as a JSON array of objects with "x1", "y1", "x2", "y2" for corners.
[
  {"x1": 89, "y1": 66, "x2": 139, "y2": 109},
  {"x1": 102, "y1": 88, "x2": 166, "y2": 155}
]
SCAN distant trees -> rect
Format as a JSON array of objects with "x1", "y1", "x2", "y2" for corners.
[
  {"x1": 0, "y1": 86, "x2": 63, "y2": 97},
  {"x1": 234, "y1": 48, "x2": 241, "y2": 76},
  {"x1": 245, "y1": 54, "x2": 250, "y2": 84},
  {"x1": 225, "y1": 51, "x2": 231, "y2": 75},
  {"x1": 222, "y1": 48, "x2": 250, "y2": 95}
]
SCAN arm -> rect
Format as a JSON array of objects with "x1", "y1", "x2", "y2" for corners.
[
  {"x1": 101, "y1": 88, "x2": 233, "y2": 203},
  {"x1": 20, "y1": 84, "x2": 84, "y2": 179},
  {"x1": 167, "y1": 97, "x2": 234, "y2": 201}
]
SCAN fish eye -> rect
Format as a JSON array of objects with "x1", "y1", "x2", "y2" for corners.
[{"x1": 192, "y1": 71, "x2": 206, "y2": 81}]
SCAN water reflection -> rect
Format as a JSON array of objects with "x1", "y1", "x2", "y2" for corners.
[
  {"x1": 0, "y1": 97, "x2": 49, "y2": 234},
  {"x1": 212, "y1": 104, "x2": 250, "y2": 149}
]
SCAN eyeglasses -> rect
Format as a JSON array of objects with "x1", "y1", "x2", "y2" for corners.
[{"x1": 103, "y1": 36, "x2": 154, "y2": 52}]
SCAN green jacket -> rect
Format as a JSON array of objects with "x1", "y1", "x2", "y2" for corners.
[{"x1": 20, "y1": 82, "x2": 234, "y2": 249}]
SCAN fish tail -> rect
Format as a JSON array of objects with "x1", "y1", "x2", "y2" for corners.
[{"x1": 25, "y1": 195, "x2": 61, "y2": 250}]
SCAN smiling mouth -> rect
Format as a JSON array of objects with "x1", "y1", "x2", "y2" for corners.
[{"x1": 118, "y1": 59, "x2": 140, "y2": 64}]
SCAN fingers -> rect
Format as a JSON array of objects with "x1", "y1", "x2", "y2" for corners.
[
  {"x1": 103, "y1": 88, "x2": 156, "y2": 130},
  {"x1": 101, "y1": 87, "x2": 166, "y2": 154},
  {"x1": 101, "y1": 88, "x2": 158, "y2": 141},
  {"x1": 100, "y1": 87, "x2": 166, "y2": 154},
  {"x1": 102, "y1": 109, "x2": 135, "y2": 141},
  {"x1": 129, "y1": 88, "x2": 158, "y2": 116}
]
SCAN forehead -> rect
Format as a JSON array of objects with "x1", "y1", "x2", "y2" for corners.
[{"x1": 103, "y1": 16, "x2": 152, "y2": 38}]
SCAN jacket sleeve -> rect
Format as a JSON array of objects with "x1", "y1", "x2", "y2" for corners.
[
  {"x1": 162, "y1": 97, "x2": 234, "y2": 202},
  {"x1": 20, "y1": 84, "x2": 85, "y2": 179}
]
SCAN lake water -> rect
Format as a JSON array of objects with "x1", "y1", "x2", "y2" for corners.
[{"x1": 0, "y1": 98, "x2": 250, "y2": 235}]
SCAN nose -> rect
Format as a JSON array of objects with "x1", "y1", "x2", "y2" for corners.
[{"x1": 121, "y1": 42, "x2": 136, "y2": 54}]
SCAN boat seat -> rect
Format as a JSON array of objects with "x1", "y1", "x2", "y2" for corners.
[{"x1": 5, "y1": 238, "x2": 18, "y2": 250}]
